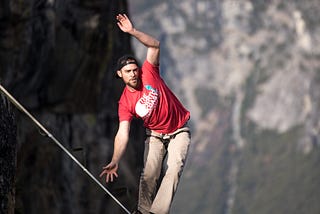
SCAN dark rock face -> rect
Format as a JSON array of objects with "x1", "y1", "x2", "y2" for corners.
[
  {"x1": 0, "y1": 96, "x2": 16, "y2": 214},
  {"x1": 1, "y1": 0, "x2": 130, "y2": 113},
  {"x1": 1, "y1": 0, "x2": 144, "y2": 213}
]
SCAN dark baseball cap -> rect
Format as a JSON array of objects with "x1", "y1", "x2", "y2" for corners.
[{"x1": 116, "y1": 55, "x2": 139, "y2": 78}]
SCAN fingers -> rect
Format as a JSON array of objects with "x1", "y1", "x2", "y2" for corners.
[
  {"x1": 100, "y1": 170, "x2": 118, "y2": 183},
  {"x1": 100, "y1": 164, "x2": 118, "y2": 183},
  {"x1": 116, "y1": 14, "x2": 126, "y2": 21},
  {"x1": 116, "y1": 15, "x2": 125, "y2": 28},
  {"x1": 116, "y1": 14, "x2": 130, "y2": 24},
  {"x1": 99, "y1": 169, "x2": 109, "y2": 178},
  {"x1": 106, "y1": 172, "x2": 118, "y2": 183}
]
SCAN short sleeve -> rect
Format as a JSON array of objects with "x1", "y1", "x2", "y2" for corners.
[{"x1": 118, "y1": 101, "x2": 133, "y2": 122}]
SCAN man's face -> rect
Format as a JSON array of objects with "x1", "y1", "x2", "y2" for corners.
[{"x1": 117, "y1": 63, "x2": 140, "y2": 91}]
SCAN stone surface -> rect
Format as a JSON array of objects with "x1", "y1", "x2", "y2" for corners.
[
  {"x1": 0, "y1": 95, "x2": 16, "y2": 214},
  {"x1": 1, "y1": 0, "x2": 144, "y2": 213}
]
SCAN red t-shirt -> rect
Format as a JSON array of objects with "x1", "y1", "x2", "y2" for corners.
[{"x1": 118, "y1": 60, "x2": 190, "y2": 134}]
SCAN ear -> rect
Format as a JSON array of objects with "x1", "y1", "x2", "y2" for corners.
[{"x1": 117, "y1": 70, "x2": 122, "y2": 78}]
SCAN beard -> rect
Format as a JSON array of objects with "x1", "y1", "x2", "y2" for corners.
[{"x1": 126, "y1": 78, "x2": 141, "y2": 90}]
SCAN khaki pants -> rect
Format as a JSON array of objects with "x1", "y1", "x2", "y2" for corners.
[{"x1": 138, "y1": 125, "x2": 191, "y2": 214}]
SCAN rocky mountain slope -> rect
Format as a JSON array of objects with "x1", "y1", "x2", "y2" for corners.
[
  {"x1": 129, "y1": 0, "x2": 320, "y2": 213},
  {"x1": 1, "y1": 0, "x2": 144, "y2": 213},
  {"x1": 0, "y1": 95, "x2": 16, "y2": 214},
  {"x1": 1, "y1": 0, "x2": 320, "y2": 213}
]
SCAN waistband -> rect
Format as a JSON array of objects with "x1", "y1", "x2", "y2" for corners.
[{"x1": 146, "y1": 122, "x2": 190, "y2": 139}]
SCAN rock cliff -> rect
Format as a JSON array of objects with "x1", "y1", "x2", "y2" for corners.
[
  {"x1": 0, "y1": 96, "x2": 16, "y2": 214},
  {"x1": 1, "y1": 0, "x2": 320, "y2": 213},
  {"x1": 129, "y1": 0, "x2": 320, "y2": 213},
  {"x1": 1, "y1": 0, "x2": 144, "y2": 213}
]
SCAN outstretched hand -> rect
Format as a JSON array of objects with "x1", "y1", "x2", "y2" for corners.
[
  {"x1": 99, "y1": 162, "x2": 119, "y2": 183},
  {"x1": 116, "y1": 14, "x2": 134, "y2": 33}
]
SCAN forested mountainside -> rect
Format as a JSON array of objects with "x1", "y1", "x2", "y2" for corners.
[
  {"x1": 1, "y1": 0, "x2": 320, "y2": 213},
  {"x1": 129, "y1": 1, "x2": 320, "y2": 214}
]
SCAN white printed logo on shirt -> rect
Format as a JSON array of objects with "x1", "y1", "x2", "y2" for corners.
[{"x1": 135, "y1": 85, "x2": 159, "y2": 118}]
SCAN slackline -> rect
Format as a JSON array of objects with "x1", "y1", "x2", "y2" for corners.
[{"x1": 0, "y1": 84, "x2": 131, "y2": 214}]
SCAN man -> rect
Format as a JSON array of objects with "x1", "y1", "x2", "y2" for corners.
[{"x1": 100, "y1": 14, "x2": 191, "y2": 214}]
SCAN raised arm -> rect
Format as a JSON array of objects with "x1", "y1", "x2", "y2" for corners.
[
  {"x1": 116, "y1": 13, "x2": 160, "y2": 66},
  {"x1": 100, "y1": 121, "x2": 130, "y2": 183}
]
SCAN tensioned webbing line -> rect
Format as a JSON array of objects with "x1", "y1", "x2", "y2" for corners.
[{"x1": 0, "y1": 84, "x2": 131, "y2": 214}]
